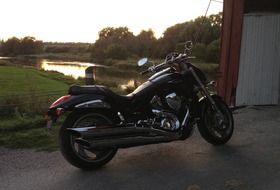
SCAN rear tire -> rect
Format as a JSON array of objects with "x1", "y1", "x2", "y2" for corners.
[
  {"x1": 197, "y1": 97, "x2": 234, "y2": 146},
  {"x1": 59, "y1": 110, "x2": 118, "y2": 170}
]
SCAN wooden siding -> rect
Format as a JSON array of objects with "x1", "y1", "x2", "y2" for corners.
[
  {"x1": 236, "y1": 14, "x2": 280, "y2": 105},
  {"x1": 217, "y1": 0, "x2": 245, "y2": 106}
]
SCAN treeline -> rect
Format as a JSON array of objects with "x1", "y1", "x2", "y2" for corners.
[
  {"x1": 0, "y1": 38, "x2": 90, "y2": 56},
  {"x1": 91, "y1": 13, "x2": 222, "y2": 63},
  {"x1": 0, "y1": 13, "x2": 222, "y2": 62},
  {"x1": 0, "y1": 36, "x2": 43, "y2": 56},
  {"x1": 44, "y1": 42, "x2": 90, "y2": 53}
]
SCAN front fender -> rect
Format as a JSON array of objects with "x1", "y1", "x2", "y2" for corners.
[
  {"x1": 199, "y1": 95, "x2": 223, "y2": 104},
  {"x1": 196, "y1": 95, "x2": 223, "y2": 116}
]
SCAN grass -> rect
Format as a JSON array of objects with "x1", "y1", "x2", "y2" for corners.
[
  {"x1": 0, "y1": 115, "x2": 46, "y2": 132},
  {"x1": 0, "y1": 65, "x2": 84, "y2": 115},
  {"x1": 0, "y1": 66, "x2": 69, "y2": 96},
  {"x1": 0, "y1": 116, "x2": 63, "y2": 151},
  {"x1": 0, "y1": 65, "x2": 72, "y2": 151}
]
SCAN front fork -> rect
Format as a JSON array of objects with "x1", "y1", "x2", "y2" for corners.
[{"x1": 189, "y1": 67, "x2": 223, "y2": 116}]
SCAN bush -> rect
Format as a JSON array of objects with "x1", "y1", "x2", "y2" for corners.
[
  {"x1": 104, "y1": 44, "x2": 128, "y2": 60},
  {"x1": 205, "y1": 39, "x2": 220, "y2": 63},
  {"x1": 193, "y1": 43, "x2": 206, "y2": 61}
]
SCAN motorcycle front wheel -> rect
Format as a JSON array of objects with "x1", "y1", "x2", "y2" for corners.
[
  {"x1": 197, "y1": 97, "x2": 234, "y2": 146},
  {"x1": 59, "y1": 110, "x2": 118, "y2": 170}
]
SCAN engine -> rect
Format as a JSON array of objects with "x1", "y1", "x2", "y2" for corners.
[
  {"x1": 165, "y1": 93, "x2": 182, "y2": 112},
  {"x1": 150, "y1": 92, "x2": 182, "y2": 112},
  {"x1": 150, "y1": 93, "x2": 183, "y2": 131}
]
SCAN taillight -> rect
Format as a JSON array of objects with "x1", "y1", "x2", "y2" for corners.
[{"x1": 51, "y1": 95, "x2": 72, "y2": 108}]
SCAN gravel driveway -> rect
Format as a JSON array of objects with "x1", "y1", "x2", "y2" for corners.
[{"x1": 1, "y1": 106, "x2": 280, "y2": 190}]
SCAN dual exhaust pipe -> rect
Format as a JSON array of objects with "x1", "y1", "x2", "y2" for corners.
[{"x1": 67, "y1": 125, "x2": 180, "y2": 149}]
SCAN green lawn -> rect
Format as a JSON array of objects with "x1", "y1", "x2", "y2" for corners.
[
  {"x1": 0, "y1": 66, "x2": 69, "y2": 96},
  {"x1": 0, "y1": 115, "x2": 63, "y2": 151},
  {"x1": 0, "y1": 66, "x2": 71, "y2": 151}
]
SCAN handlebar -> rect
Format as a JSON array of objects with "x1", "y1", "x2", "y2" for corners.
[
  {"x1": 140, "y1": 69, "x2": 150, "y2": 75},
  {"x1": 140, "y1": 50, "x2": 190, "y2": 75},
  {"x1": 140, "y1": 61, "x2": 167, "y2": 75}
]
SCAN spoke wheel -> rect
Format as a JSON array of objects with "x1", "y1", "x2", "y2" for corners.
[
  {"x1": 204, "y1": 107, "x2": 231, "y2": 140},
  {"x1": 59, "y1": 110, "x2": 117, "y2": 170},
  {"x1": 70, "y1": 113, "x2": 115, "y2": 163},
  {"x1": 198, "y1": 96, "x2": 234, "y2": 146}
]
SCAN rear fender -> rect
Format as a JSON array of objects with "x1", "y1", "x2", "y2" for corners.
[
  {"x1": 50, "y1": 94, "x2": 111, "y2": 110},
  {"x1": 47, "y1": 94, "x2": 112, "y2": 121}
]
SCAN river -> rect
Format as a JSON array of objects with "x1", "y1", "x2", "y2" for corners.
[
  {"x1": 40, "y1": 60, "x2": 108, "y2": 79},
  {"x1": 0, "y1": 57, "x2": 108, "y2": 79}
]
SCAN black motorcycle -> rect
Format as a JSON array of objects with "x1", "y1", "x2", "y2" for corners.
[{"x1": 46, "y1": 41, "x2": 233, "y2": 170}]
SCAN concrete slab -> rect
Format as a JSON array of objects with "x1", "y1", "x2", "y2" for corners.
[{"x1": 1, "y1": 106, "x2": 280, "y2": 190}]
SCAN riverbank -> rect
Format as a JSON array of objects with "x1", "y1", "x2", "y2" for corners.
[{"x1": 19, "y1": 52, "x2": 92, "y2": 62}]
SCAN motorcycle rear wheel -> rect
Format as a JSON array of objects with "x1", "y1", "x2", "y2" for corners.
[
  {"x1": 198, "y1": 97, "x2": 234, "y2": 146},
  {"x1": 59, "y1": 110, "x2": 118, "y2": 170}
]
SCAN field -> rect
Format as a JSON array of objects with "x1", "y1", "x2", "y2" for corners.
[
  {"x1": 0, "y1": 66, "x2": 69, "y2": 96},
  {"x1": 0, "y1": 65, "x2": 73, "y2": 150}
]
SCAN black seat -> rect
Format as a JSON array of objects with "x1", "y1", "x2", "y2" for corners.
[{"x1": 68, "y1": 85, "x2": 133, "y2": 104}]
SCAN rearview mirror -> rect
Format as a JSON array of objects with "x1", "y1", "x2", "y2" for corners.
[{"x1": 137, "y1": 58, "x2": 148, "y2": 66}]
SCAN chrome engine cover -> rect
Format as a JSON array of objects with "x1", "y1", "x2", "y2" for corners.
[
  {"x1": 165, "y1": 93, "x2": 182, "y2": 112},
  {"x1": 152, "y1": 109, "x2": 180, "y2": 131},
  {"x1": 149, "y1": 93, "x2": 182, "y2": 131}
]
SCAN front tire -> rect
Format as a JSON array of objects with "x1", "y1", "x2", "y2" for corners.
[
  {"x1": 197, "y1": 96, "x2": 234, "y2": 146},
  {"x1": 59, "y1": 110, "x2": 118, "y2": 170}
]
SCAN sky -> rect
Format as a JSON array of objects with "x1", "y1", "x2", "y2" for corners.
[{"x1": 0, "y1": 0, "x2": 223, "y2": 43}]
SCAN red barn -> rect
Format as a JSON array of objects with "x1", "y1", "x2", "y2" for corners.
[{"x1": 218, "y1": 0, "x2": 280, "y2": 106}]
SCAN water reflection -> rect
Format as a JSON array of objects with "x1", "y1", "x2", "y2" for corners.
[
  {"x1": 0, "y1": 56, "x2": 13, "y2": 60},
  {"x1": 40, "y1": 60, "x2": 107, "y2": 79}
]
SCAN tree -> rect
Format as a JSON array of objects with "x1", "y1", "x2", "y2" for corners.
[
  {"x1": 193, "y1": 43, "x2": 206, "y2": 61},
  {"x1": 90, "y1": 12, "x2": 222, "y2": 61},
  {"x1": 104, "y1": 43, "x2": 128, "y2": 59},
  {"x1": 91, "y1": 27, "x2": 136, "y2": 60},
  {"x1": 156, "y1": 12, "x2": 222, "y2": 61},
  {"x1": 136, "y1": 29, "x2": 157, "y2": 57},
  {"x1": 0, "y1": 37, "x2": 21, "y2": 56},
  {"x1": 205, "y1": 39, "x2": 220, "y2": 63},
  {"x1": 21, "y1": 36, "x2": 43, "y2": 54},
  {"x1": 0, "y1": 36, "x2": 43, "y2": 56}
]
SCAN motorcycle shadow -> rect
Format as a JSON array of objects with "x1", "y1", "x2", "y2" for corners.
[{"x1": 61, "y1": 142, "x2": 259, "y2": 190}]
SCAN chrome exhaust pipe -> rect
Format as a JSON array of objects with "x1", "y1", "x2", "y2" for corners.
[
  {"x1": 67, "y1": 126, "x2": 177, "y2": 140},
  {"x1": 75, "y1": 135, "x2": 179, "y2": 149}
]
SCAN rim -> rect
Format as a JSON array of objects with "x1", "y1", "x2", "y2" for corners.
[
  {"x1": 70, "y1": 113, "x2": 115, "y2": 163},
  {"x1": 204, "y1": 104, "x2": 232, "y2": 140}
]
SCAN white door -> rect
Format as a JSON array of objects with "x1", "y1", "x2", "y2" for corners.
[{"x1": 236, "y1": 14, "x2": 280, "y2": 105}]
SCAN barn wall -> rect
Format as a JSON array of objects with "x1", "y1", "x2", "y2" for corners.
[
  {"x1": 236, "y1": 14, "x2": 280, "y2": 105},
  {"x1": 217, "y1": 0, "x2": 244, "y2": 106},
  {"x1": 279, "y1": 54, "x2": 280, "y2": 104}
]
